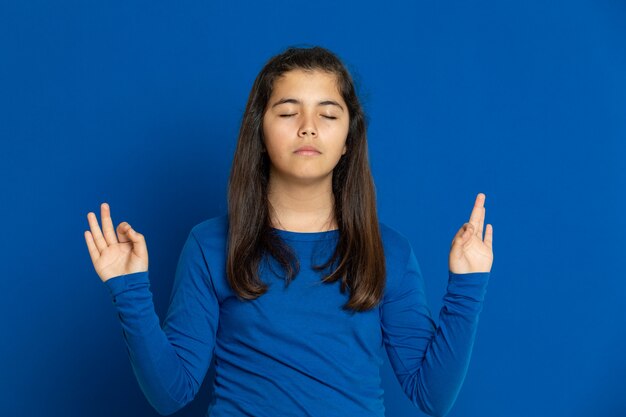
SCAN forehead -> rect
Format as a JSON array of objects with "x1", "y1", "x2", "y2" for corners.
[{"x1": 270, "y1": 69, "x2": 342, "y2": 98}]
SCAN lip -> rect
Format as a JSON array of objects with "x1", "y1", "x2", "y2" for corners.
[{"x1": 294, "y1": 146, "x2": 321, "y2": 154}]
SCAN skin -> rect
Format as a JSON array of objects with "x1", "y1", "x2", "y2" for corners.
[
  {"x1": 262, "y1": 69, "x2": 348, "y2": 233},
  {"x1": 84, "y1": 70, "x2": 493, "y2": 282},
  {"x1": 85, "y1": 203, "x2": 147, "y2": 283},
  {"x1": 448, "y1": 193, "x2": 493, "y2": 274},
  {"x1": 83, "y1": 196, "x2": 493, "y2": 283}
]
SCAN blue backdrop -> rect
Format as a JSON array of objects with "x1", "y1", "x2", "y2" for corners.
[{"x1": 2, "y1": 1, "x2": 625, "y2": 416}]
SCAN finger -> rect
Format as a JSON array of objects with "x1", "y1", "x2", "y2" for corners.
[
  {"x1": 117, "y1": 222, "x2": 132, "y2": 243},
  {"x1": 468, "y1": 193, "x2": 485, "y2": 240},
  {"x1": 87, "y1": 210, "x2": 107, "y2": 252},
  {"x1": 101, "y1": 203, "x2": 119, "y2": 246},
  {"x1": 484, "y1": 223, "x2": 493, "y2": 250},
  {"x1": 84, "y1": 230, "x2": 100, "y2": 264},
  {"x1": 476, "y1": 193, "x2": 485, "y2": 240},
  {"x1": 125, "y1": 224, "x2": 148, "y2": 259},
  {"x1": 452, "y1": 222, "x2": 471, "y2": 247},
  {"x1": 464, "y1": 223, "x2": 474, "y2": 243}
]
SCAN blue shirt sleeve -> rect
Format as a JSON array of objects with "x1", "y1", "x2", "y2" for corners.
[
  {"x1": 380, "y1": 245, "x2": 489, "y2": 417},
  {"x1": 103, "y1": 230, "x2": 219, "y2": 415}
]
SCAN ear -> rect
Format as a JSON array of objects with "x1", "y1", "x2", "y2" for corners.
[{"x1": 342, "y1": 144, "x2": 347, "y2": 155}]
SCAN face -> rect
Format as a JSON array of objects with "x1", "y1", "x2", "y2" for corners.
[{"x1": 262, "y1": 69, "x2": 349, "y2": 187}]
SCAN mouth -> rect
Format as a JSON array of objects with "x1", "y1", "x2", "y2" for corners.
[
  {"x1": 294, "y1": 146, "x2": 321, "y2": 155},
  {"x1": 294, "y1": 150, "x2": 321, "y2": 156}
]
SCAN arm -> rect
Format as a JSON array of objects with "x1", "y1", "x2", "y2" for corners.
[
  {"x1": 104, "y1": 230, "x2": 219, "y2": 415},
  {"x1": 381, "y1": 246, "x2": 489, "y2": 417}
]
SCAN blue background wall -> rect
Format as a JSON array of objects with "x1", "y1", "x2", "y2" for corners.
[{"x1": 2, "y1": 1, "x2": 625, "y2": 416}]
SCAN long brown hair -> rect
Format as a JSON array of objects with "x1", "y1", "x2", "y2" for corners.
[{"x1": 226, "y1": 45, "x2": 385, "y2": 312}]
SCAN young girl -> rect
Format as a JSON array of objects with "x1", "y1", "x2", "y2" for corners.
[{"x1": 85, "y1": 46, "x2": 493, "y2": 417}]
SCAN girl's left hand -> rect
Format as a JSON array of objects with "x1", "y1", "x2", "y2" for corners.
[{"x1": 449, "y1": 193, "x2": 494, "y2": 274}]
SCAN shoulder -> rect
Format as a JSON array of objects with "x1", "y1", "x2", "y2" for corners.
[
  {"x1": 379, "y1": 221, "x2": 411, "y2": 250},
  {"x1": 378, "y1": 220, "x2": 419, "y2": 298},
  {"x1": 191, "y1": 213, "x2": 228, "y2": 236},
  {"x1": 188, "y1": 213, "x2": 229, "y2": 252},
  {"x1": 182, "y1": 214, "x2": 230, "y2": 299},
  {"x1": 378, "y1": 220, "x2": 413, "y2": 262}
]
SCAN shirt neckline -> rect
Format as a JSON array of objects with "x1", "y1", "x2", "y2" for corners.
[{"x1": 271, "y1": 227, "x2": 340, "y2": 242}]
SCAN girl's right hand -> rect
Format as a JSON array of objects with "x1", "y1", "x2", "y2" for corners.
[{"x1": 84, "y1": 202, "x2": 149, "y2": 283}]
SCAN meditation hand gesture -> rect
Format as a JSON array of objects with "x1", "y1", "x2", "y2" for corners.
[
  {"x1": 449, "y1": 193, "x2": 493, "y2": 274},
  {"x1": 84, "y1": 203, "x2": 149, "y2": 283}
]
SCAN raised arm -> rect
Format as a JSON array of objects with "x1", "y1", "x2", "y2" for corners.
[
  {"x1": 104, "y1": 230, "x2": 219, "y2": 415},
  {"x1": 85, "y1": 203, "x2": 219, "y2": 415},
  {"x1": 381, "y1": 247, "x2": 489, "y2": 417},
  {"x1": 381, "y1": 193, "x2": 493, "y2": 416}
]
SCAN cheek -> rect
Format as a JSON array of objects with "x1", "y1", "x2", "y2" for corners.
[
  {"x1": 262, "y1": 121, "x2": 278, "y2": 151},
  {"x1": 334, "y1": 121, "x2": 350, "y2": 147},
  {"x1": 262, "y1": 126, "x2": 289, "y2": 163},
  {"x1": 331, "y1": 117, "x2": 349, "y2": 137},
  {"x1": 266, "y1": 123, "x2": 295, "y2": 150}
]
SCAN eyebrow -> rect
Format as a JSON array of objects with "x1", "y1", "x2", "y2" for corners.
[{"x1": 271, "y1": 98, "x2": 344, "y2": 112}]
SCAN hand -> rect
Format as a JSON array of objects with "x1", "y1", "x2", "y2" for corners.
[
  {"x1": 84, "y1": 202, "x2": 149, "y2": 283},
  {"x1": 449, "y1": 193, "x2": 493, "y2": 274}
]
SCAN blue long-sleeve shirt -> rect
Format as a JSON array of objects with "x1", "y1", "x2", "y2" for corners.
[{"x1": 104, "y1": 214, "x2": 490, "y2": 417}]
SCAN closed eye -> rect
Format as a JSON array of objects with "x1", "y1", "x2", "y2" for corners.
[{"x1": 279, "y1": 114, "x2": 337, "y2": 120}]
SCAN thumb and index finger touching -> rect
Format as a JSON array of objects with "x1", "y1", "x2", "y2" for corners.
[{"x1": 84, "y1": 203, "x2": 145, "y2": 259}]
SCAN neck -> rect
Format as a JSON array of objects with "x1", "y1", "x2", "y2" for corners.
[{"x1": 267, "y1": 175, "x2": 337, "y2": 233}]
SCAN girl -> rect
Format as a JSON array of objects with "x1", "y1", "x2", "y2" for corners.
[{"x1": 85, "y1": 46, "x2": 493, "y2": 417}]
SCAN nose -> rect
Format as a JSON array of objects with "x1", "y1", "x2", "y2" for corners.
[{"x1": 298, "y1": 113, "x2": 317, "y2": 137}]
